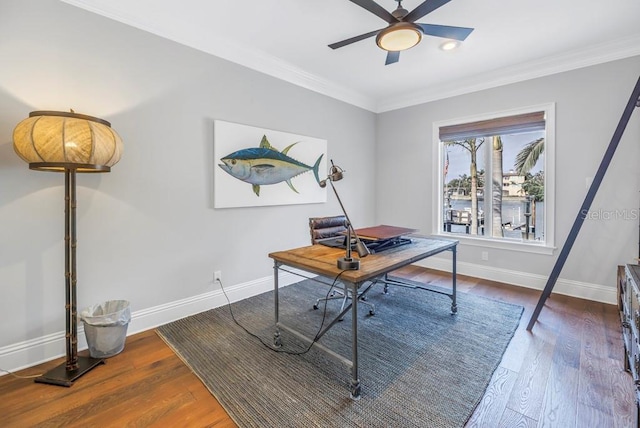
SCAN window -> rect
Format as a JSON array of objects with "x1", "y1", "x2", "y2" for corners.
[{"x1": 433, "y1": 104, "x2": 555, "y2": 252}]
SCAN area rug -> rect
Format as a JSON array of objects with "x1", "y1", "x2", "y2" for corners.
[{"x1": 157, "y1": 278, "x2": 523, "y2": 428}]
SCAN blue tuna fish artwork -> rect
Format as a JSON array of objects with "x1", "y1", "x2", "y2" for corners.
[{"x1": 218, "y1": 135, "x2": 324, "y2": 196}]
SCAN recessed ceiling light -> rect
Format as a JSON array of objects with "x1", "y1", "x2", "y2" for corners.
[{"x1": 439, "y1": 40, "x2": 460, "y2": 51}]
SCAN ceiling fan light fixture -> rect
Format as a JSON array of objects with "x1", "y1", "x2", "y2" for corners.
[{"x1": 376, "y1": 22, "x2": 422, "y2": 52}]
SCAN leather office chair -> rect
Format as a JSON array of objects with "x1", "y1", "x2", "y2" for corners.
[
  {"x1": 309, "y1": 215, "x2": 375, "y2": 317},
  {"x1": 309, "y1": 215, "x2": 347, "y2": 245}
]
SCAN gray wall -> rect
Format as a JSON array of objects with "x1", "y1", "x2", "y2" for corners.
[
  {"x1": 1, "y1": 0, "x2": 639, "y2": 369},
  {"x1": 376, "y1": 56, "x2": 640, "y2": 290},
  {"x1": 0, "y1": 0, "x2": 376, "y2": 350}
]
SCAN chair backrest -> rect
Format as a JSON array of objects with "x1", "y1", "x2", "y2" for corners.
[{"x1": 309, "y1": 215, "x2": 347, "y2": 244}]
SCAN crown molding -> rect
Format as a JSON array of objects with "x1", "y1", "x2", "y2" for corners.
[
  {"x1": 62, "y1": 1, "x2": 640, "y2": 114},
  {"x1": 376, "y1": 34, "x2": 640, "y2": 112},
  {"x1": 60, "y1": 0, "x2": 377, "y2": 112}
]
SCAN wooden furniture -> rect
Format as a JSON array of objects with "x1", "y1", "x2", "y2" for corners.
[
  {"x1": 268, "y1": 235, "x2": 458, "y2": 399},
  {"x1": 620, "y1": 264, "x2": 640, "y2": 426},
  {"x1": 353, "y1": 224, "x2": 417, "y2": 241}
]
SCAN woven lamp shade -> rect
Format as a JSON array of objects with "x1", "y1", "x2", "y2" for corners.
[{"x1": 13, "y1": 111, "x2": 123, "y2": 173}]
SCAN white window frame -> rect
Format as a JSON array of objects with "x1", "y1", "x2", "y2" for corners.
[{"x1": 432, "y1": 103, "x2": 556, "y2": 255}]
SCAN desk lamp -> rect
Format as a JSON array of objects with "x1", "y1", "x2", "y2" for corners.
[
  {"x1": 13, "y1": 110, "x2": 123, "y2": 386},
  {"x1": 319, "y1": 160, "x2": 370, "y2": 270}
]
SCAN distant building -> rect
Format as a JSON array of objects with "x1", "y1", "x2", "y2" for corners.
[
  {"x1": 503, "y1": 170, "x2": 525, "y2": 197},
  {"x1": 449, "y1": 188, "x2": 467, "y2": 197}
]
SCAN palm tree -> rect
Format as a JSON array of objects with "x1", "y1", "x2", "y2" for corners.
[
  {"x1": 515, "y1": 136, "x2": 545, "y2": 201},
  {"x1": 515, "y1": 137, "x2": 544, "y2": 175},
  {"x1": 522, "y1": 171, "x2": 545, "y2": 201},
  {"x1": 444, "y1": 138, "x2": 484, "y2": 235},
  {"x1": 515, "y1": 137, "x2": 545, "y2": 239},
  {"x1": 491, "y1": 136, "x2": 503, "y2": 237},
  {"x1": 447, "y1": 174, "x2": 470, "y2": 195}
]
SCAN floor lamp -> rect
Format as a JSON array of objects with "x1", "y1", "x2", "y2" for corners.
[{"x1": 13, "y1": 111, "x2": 123, "y2": 386}]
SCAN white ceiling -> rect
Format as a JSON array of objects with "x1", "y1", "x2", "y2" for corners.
[{"x1": 62, "y1": 0, "x2": 640, "y2": 113}]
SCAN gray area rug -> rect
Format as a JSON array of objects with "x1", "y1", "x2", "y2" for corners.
[{"x1": 157, "y1": 278, "x2": 523, "y2": 427}]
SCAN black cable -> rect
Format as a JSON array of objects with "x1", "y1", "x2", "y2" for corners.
[{"x1": 217, "y1": 270, "x2": 348, "y2": 356}]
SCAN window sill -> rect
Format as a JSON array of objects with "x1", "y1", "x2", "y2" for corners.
[{"x1": 435, "y1": 232, "x2": 556, "y2": 255}]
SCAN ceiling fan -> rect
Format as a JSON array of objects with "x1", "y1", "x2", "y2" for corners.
[{"x1": 329, "y1": 0, "x2": 474, "y2": 65}]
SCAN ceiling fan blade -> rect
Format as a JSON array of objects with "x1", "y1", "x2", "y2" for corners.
[
  {"x1": 328, "y1": 29, "x2": 382, "y2": 49},
  {"x1": 404, "y1": 0, "x2": 451, "y2": 23},
  {"x1": 385, "y1": 51, "x2": 400, "y2": 65},
  {"x1": 348, "y1": 0, "x2": 397, "y2": 24},
  {"x1": 417, "y1": 23, "x2": 474, "y2": 41}
]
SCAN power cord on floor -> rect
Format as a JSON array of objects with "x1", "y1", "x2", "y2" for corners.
[
  {"x1": 1, "y1": 274, "x2": 345, "y2": 380},
  {"x1": 217, "y1": 270, "x2": 347, "y2": 356},
  {"x1": 0, "y1": 367, "x2": 43, "y2": 379}
]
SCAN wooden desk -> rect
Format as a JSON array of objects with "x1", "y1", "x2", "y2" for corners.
[{"x1": 268, "y1": 235, "x2": 458, "y2": 399}]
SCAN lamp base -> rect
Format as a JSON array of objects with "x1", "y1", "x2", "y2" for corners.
[
  {"x1": 337, "y1": 257, "x2": 360, "y2": 270},
  {"x1": 34, "y1": 356, "x2": 105, "y2": 387}
]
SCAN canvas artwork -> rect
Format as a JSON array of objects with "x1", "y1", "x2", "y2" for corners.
[{"x1": 214, "y1": 120, "x2": 328, "y2": 208}]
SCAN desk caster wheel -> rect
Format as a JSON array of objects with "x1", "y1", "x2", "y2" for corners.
[
  {"x1": 350, "y1": 381, "x2": 361, "y2": 400},
  {"x1": 369, "y1": 310, "x2": 375, "y2": 316},
  {"x1": 313, "y1": 304, "x2": 319, "y2": 310}
]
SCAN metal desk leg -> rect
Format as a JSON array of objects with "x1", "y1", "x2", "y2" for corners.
[
  {"x1": 349, "y1": 282, "x2": 361, "y2": 400},
  {"x1": 451, "y1": 246, "x2": 457, "y2": 314},
  {"x1": 273, "y1": 261, "x2": 282, "y2": 348}
]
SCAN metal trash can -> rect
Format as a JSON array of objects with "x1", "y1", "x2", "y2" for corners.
[{"x1": 81, "y1": 300, "x2": 131, "y2": 358}]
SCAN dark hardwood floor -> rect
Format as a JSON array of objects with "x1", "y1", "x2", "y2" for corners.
[{"x1": 0, "y1": 266, "x2": 635, "y2": 427}]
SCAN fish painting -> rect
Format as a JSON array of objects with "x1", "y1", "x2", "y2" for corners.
[{"x1": 218, "y1": 135, "x2": 324, "y2": 196}]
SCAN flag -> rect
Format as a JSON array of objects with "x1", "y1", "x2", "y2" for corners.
[{"x1": 443, "y1": 151, "x2": 449, "y2": 178}]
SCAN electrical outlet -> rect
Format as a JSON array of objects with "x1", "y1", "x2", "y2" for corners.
[
  {"x1": 481, "y1": 251, "x2": 489, "y2": 261},
  {"x1": 214, "y1": 270, "x2": 222, "y2": 283}
]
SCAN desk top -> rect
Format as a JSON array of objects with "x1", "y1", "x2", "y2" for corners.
[
  {"x1": 354, "y1": 225, "x2": 418, "y2": 241},
  {"x1": 269, "y1": 236, "x2": 458, "y2": 284}
]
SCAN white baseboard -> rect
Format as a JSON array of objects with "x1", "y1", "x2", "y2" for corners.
[
  {"x1": 0, "y1": 262, "x2": 615, "y2": 375},
  {"x1": 0, "y1": 270, "x2": 302, "y2": 375},
  {"x1": 416, "y1": 257, "x2": 617, "y2": 304}
]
